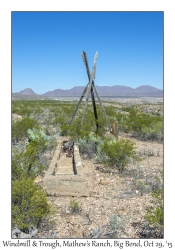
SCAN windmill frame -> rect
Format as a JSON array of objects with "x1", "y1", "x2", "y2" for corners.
[{"x1": 69, "y1": 51, "x2": 112, "y2": 134}]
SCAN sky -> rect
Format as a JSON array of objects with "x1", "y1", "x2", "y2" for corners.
[{"x1": 12, "y1": 11, "x2": 163, "y2": 94}]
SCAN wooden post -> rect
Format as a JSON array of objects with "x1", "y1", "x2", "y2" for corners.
[
  {"x1": 111, "y1": 122, "x2": 118, "y2": 138},
  {"x1": 91, "y1": 82, "x2": 98, "y2": 132}
]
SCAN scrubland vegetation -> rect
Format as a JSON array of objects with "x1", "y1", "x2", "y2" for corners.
[{"x1": 12, "y1": 99, "x2": 163, "y2": 237}]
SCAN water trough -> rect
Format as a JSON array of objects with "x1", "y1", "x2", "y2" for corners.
[{"x1": 42, "y1": 137, "x2": 87, "y2": 197}]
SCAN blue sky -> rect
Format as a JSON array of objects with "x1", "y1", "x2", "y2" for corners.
[{"x1": 12, "y1": 11, "x2": 163, "y2": 94}]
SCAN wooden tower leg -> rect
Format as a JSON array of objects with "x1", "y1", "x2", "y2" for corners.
[
  {"x1": 92, "y1": 82, "x2": 112, "y2": 133},
  {"x1": 69, "y1": 83, "x2": 89, "y2": 126},
  {"x1": 111, "y1": 122, "x2": 118, "y2": 139},
  {"x1": 81, "y1": 80, "x2": 93, "y2": 125},
  {"x1": 91, "y1": 83, "x2": 98, "y2": 133}
]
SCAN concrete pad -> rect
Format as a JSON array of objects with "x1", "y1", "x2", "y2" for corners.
[
  {"x1": 56, "y1": 150, "x2": 74, "y2": 175},
  {"x1": 43, "y1": 175, "x2": 87, "y2": 197}
]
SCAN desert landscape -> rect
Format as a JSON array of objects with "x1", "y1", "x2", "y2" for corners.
[{"x1": 12, "y1": 96, "x2": 163, "y2": 239}]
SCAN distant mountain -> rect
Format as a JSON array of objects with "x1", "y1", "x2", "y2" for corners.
[
  {"x1": 15, "y1": 85, "x2": 163, "y2": 98},
  {"x1": 42, "y1": 85, "x2": 163, "y2": 97},
  {"x1": 16, "y1": 88, "x2": 37, "y2": 95},
  {"x1": 12, "y1": 93, "x2": 48, "y2": 101},
  {"x1": 133, "y1": 85, "x2": 163, "y2": 96},
  {"x1": 43, "y1": 87, "x2": 85, "y2": 97},
  {"x1": 96, "y1": 85, "x2": 134, "y2": 96}
]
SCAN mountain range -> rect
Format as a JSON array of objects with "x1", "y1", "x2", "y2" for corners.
[
  {"x1": 16, "y1": 88, "x2": 37, "y2": 95},
  {"x1": 14, "y1": 85, "x2": 163, "y2": 97}
]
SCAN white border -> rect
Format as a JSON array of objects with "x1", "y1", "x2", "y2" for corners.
[{"x1": 0, "y1": 0, "x2": 174, "y2": 248}]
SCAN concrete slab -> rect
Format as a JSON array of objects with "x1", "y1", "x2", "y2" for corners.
[
  {"x1": 56, "y1": 151, "x2": 74, "y2": 175},
  {"x1": 43, "y1": 175, "x2": 87, "y2": 197}
]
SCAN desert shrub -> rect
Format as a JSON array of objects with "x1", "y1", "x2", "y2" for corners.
[
  {"x1": 140, "y1": 121, "x2": 163, "y2": 142},
  {"x1": 12, "y1": 101, "x2": 63, "y2": 233},
  {"x1": 135, "y1": 179, "x2": 151, "y2": 195},
  {"x1": 100, "y1": 138, "x2": 140, "y2": 172},
  {"x1": 109, "y1": 214, "x2": 129, "y2": 237},
  {"x1": 78, "y1": 133, "x2": 103, "y2": 159},
  {"x1": 94, "y1": 149, "x2": 107, "y2": 164},
  {"x1": 145, "y1": 188, "x2": 163, "y2": 229},
  {"x1": 139, "y1": 187, "x2": 163, "y2": 238},
  {"x1": 124, "y1": 109, "x2": 163, "y2": 142},
  {"x1": 12, "y1": 121, "x2": 57, "y2": 180},
  {"x1": 12, "y1": 117, "x2": 39, "y2": 142},
  {"x1": 12, "y1": 154, "x2": 26, "y2": 181},
  {"x1": 110, "y1": 214, "x2": 127, "y2": 231},
  {"x1": 23, "y1": 131, "x2": 58, "y2": 178},
  {"x1": 12, "y1": 102, "x2": 32, "y2": 117},
  {"x1": 12, "y1": 177, "x2": 53, "y2": 231},
  {"x1": 23, "y1": 141, "x2": 46, "y2": 178},
  {"x1": 12, "y1": 130, "x2": 49, "y2": 180},
  {"x1": 47, "y1": 136, "x2": 57, "y2": 149},
  {"x1": 142, "y1": 171, "x2": 163, "y2": 237},
  {"x1": 12, "y1": 142, "x2": 45, "y2": 180},
  {"x1": 120, "y1": 106, "x2": 134, "y2": 112},
  {"x1": 70, "y1": 197, "x2": 79, "y2": 212},
  {"x1": 145, "y1": 171, "x2": 163, "y2": 228}
]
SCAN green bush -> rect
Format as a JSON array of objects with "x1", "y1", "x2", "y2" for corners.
[
  {"x1": 145, "y1": 188, "x2": 163, "y2": 229},
  {"x1": 12, "y1": 145, "x2": 45, "y2": 180},
  {"x1": 12, "y1": 131, "x2": 48, "y2": 180},
  {"x1": 12, "y1": 177, "x2": 53, "y2": 231},
  {"x1": 100, "y1": 138, "x2": 140, "y2": 172},
  {"x1": 12, "y1": 101, "x2": 32, "y2": 117},
  {"x1": 140, "y1": 121, "x2": 163, "y2": 142},
  {"x1": 12, "y1": 153, "x2": 25, "y2": 181},
  {"x1": 12, "y1": 117, "x2": 39, "y2": 142},
  {"x1": 144, "y1": 170, "x2": 163, "y2": 237},
  {"x1": 12, "y1": 125, "x2": 57, "y2": 181},
  {"x1": 70, "y1": 197, "x2": 79, "y2": 212},
  {"x1": 23, "y1": 141, "x2": 46, "y2": 178},
  {"x1": 78, "y1": 133, "x2": 103, "y2": 159},
  {"x1": 124, "y1": 109, "x2": 163, "y2": 142}
]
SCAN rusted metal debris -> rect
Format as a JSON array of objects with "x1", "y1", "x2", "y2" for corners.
[{"x1": 62, "y1": 139, "x2": 74, "y2": 157}]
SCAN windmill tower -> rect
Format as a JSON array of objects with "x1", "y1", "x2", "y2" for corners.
[{"x1": 69, "y1": 51, "x2": 112, "y2": 134}]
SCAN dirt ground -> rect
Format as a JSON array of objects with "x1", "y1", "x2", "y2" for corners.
[{"x1": 37, "y1": 133, "x2": 163, "y2": 239}]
